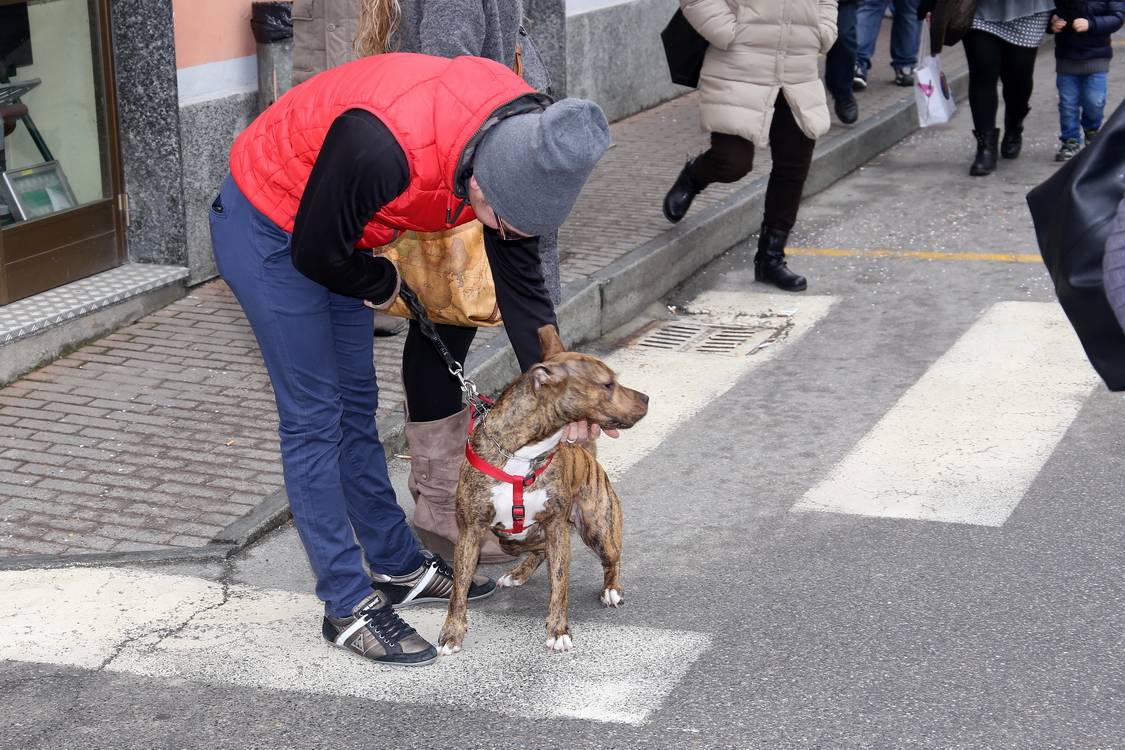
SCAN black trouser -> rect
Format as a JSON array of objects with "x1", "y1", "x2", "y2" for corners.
[
  {"x1": 962, "y1": 29, "x2": 1039, "y2": 132},
  {"x1": 692, "y1": 95, "x2": 817, "y2": 233},
  {"x1": 402, "y1": 320, "x2": 476, "y2": 422}
]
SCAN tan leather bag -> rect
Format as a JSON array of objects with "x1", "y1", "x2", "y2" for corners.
[{"x1": 377, "y1": 221, "x2": 502, "y2": 327}]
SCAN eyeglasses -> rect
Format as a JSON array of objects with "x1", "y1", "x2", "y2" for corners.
[{"x1": 495, "y1": 214, "x2": 522, "y2": 241}]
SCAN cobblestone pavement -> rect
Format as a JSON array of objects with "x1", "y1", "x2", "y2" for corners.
[{"x1": 0, "y1": 35, "x2": 967, "y2": 560}]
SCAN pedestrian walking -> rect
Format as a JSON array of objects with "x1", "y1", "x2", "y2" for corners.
[
  {"x1": 208, "y1": 53, "x2": 609, "y2": 666},
  {"x1": 661, "y1": 0, "x2": 838, "y2": 292},
  {"x1": 920, "y1": 0, "x2": 1054, "y2": 175},
  {"x1": 853, "y1": 0, "x2": 922, "y2": 90},
  {"x1": 826, "y1": 0, "x2": 861, "y2": 124},
  {"x1": 1047, "y1": 0, "x2": 1124, "y2": 161}
]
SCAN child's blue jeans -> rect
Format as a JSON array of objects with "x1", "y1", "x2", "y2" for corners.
[{"x1": 1057, "y1": 71, "x2": 1107, "y2": 142}]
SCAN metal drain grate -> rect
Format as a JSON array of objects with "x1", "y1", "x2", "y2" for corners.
[{"x1": 622, "y1": 321, "x2": 777, "y2": 356}]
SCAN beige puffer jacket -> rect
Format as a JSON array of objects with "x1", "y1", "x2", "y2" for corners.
[{"x1": 681, "y1": 0, "x2": 838, "y2": 146}]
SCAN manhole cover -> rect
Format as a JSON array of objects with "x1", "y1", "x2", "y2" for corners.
[{"x1": 617, "y1": 321, "x2": 779, "y2": 356}]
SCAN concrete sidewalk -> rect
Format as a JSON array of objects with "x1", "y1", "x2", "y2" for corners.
[{"x1": 0, "y1": 33, "x2": 978, "y2": 568}]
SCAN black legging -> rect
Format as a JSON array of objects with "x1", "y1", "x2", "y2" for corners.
[
  {"x1": 691, "y1": 94, "x2": 817, "y2": 233},
  {"x1": 962, "y1": 29, "x2": 1039, "y2": 132}
]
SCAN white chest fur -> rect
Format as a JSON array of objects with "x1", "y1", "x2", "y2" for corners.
[{"x1": 489, "y1": 429, "x2": 563, "y2": 541}]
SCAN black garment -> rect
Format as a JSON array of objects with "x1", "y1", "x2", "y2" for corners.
[
  {"x1": 290, "y1": 109, "x2": 556, "y2": 413},
  {"x1": 961, "y1": 30, "x2": 1039, "y2": 132},
  {"x1": 692, "y1": 95, "x2": 817, "y2": 232},
  {"x1": 291, "y1": 110, "x2": 410, "y2": 304},
  {"x1": 403, "y1": 321, "x2": 478, "y2": 421}
]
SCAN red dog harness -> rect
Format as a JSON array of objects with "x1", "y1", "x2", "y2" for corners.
[
  {"x1": 464, "y1": 447, "x2": 554, "y2": 534},
  {"x1": 464, "y1": 403, "x2": 555, "y2": 534}
]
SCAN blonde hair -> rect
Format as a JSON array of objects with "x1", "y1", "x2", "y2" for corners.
[{"x1": 354, "y1": 0, "x2": 402, "y2": 57}]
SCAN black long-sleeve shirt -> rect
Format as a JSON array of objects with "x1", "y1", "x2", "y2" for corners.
[{"x1": 289, "y1": 109, "x2": 556, "y2": 370}]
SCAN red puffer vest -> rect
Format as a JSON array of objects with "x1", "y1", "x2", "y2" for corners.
[{"x1": 229, "y1": 53, "x2": 536, "y2": 248}]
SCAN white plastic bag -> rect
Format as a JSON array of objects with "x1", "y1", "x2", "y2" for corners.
[{"x1": 914, "y1": 18, "x2": 957, "y2": 127}]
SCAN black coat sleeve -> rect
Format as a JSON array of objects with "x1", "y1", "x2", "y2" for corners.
[
  {"x1": 290, "y1": 110, "x2": 410, "y2": 304},
  {"x1": 485, "y1": 229, "x2": 558, "y2": 371}
]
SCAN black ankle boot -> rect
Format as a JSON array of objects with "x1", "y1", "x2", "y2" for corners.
[
  {"x1": 1001, "y1": 106, "x2": 1028, "y2": 159},
  {"x1": 970, "y1": 129, "x2": 1000, "y2": 176},
  {"x1": 662, "y1": 157, "x2": 705, "y2": 223},
  {"x1": 754, "y1": 225, "x2": 807, "y2": 292}
]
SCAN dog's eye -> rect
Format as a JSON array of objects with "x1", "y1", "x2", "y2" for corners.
[{"x1": 602, "y1": 381, "x2": 614, "y2": 392}]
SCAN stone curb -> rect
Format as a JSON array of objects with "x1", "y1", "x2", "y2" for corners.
[{"x1": 7, "y1": 66, "x2": 968, "y2": 571}]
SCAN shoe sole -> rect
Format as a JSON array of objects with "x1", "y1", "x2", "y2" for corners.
[
  {"x1": 327, "y1": 640, "x2": 439, "y2": 666},
  {"x1": 393, "y1": 582, "x2": 497, "y2": 607},
  {"x1": 322, "y1": 626, "x2": 440, "y2": 666}
]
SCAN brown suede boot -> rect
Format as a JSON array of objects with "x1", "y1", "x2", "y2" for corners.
[{"x1": 405, "y1": 406, "x2": 515, "y2": 564}]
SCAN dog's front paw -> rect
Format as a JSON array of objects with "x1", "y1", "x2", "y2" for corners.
[
  {"x1": 545, "y1": 634, "x2": 573, "y2": 652},
  {"x1": 438, "y1": 626, "x2": 465, "y2": 656},
  {"x1": 497, "y1": 573, "x2": 523, "y2": 588},
  {"x1": 600, "y1": 588, "x2": 624, "y2": 608}
]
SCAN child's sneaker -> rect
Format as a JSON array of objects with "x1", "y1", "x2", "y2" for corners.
[
  {"x1": 372, "y1": 550, "x2": 496, "y2": 607},
  {"x1": 322, "y1": 590, "x2": 438, "y2": 666},
  {"x1": 1083, "y1": 126, "x2": 1100, "y2": 145},
  {"x1": 1055, "y1": 138, "x2": 1082, "y2": 161}
]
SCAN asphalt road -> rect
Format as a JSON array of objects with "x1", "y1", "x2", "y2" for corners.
[{"x1": 3, "y1": 82, "x2": 1124, "y2": 749}]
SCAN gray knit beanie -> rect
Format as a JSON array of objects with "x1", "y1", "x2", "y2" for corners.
[{"x1": 473, "y1": 98, "x2": 610, "y2": 237}]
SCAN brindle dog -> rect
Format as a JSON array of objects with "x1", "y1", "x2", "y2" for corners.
[{"x1": 437, "y1": 325, "x2": 649, "y2": 654}]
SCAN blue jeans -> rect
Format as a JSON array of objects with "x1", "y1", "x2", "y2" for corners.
[
  {"x1": 855, "y1": 0, "x2": 921, "y2": 74},
  {"x1": 1057, "y1": 72, "x2": 1107, "y2": 142},
  {"x1": 825, "y1": 1, "x2": 859, "y2": 100},
  {"x1": 208, "y1": 174, "x2": 424, "y2": 618}
]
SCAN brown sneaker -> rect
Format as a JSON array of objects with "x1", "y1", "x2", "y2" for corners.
[
  {"x1": 321, "y1": 590, "x2": 437, "y2": 666},
  {"x1": 372, "y1": 550, "x2": 496, "y2": 607}
]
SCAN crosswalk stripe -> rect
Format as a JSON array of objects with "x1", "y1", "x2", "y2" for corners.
[
  {"x1": 0, "y1": 567, "x2": 710, "y2": 725},
  {"x1": 791, "y1": 301, "x2": 1099, "y2": 526}
]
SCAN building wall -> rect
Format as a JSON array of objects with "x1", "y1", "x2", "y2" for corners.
[
  {"x1": 171, "y1": 0, "x2": 259, "y2": 285},
  {"x1": 566, "y1": 0, "x2": 688, "y2": 124}
]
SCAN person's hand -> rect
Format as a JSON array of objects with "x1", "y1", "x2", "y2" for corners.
[
  {"x1": 364, "y1": 266, "x2": 402, "y2": 311},
  {"x1": 1073, "y1": 17, "x2": 1089, "y2": 32},
  {"x1": 561, "y1": 421, "x2": 621, "y2": 445},
  {"x1": 1050, "y1": 15, "x2": 1066, "y2": 31}
]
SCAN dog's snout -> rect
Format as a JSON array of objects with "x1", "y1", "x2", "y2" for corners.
[{"x1": 639, "y1": 392, "x2": 649, "y2": 405}]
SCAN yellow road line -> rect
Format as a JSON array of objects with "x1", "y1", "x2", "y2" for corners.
[{"x1": 786, "y1": 247, "x2": 1042, "y2": 262}]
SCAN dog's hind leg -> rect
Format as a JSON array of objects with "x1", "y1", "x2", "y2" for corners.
[
  {"x1": 498, "y1": 547, "x2": 544, "y2": 588},
  {"x1": 574, "y1": 471, "x2": 625, "y2": 608}
]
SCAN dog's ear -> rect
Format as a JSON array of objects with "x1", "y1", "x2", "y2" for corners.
[
  {"x1": 537, "y1": 325, "x2": 566, "y2": 361},
  {"x1": 529, "y1": 361, "x2": 566, "y2": 391}
]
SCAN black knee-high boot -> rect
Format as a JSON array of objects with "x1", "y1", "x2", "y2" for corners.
[
  {"x1": 662, "y1": 156, "x2": 706, "y2": 223},
  {"x1": 754, "y1": 224, "x2": 807, "y2": 292}
]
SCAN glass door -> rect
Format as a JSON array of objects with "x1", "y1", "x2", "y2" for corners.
[{"x1": 0, "y1": 0, "x2": 124, "y2": 305}]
